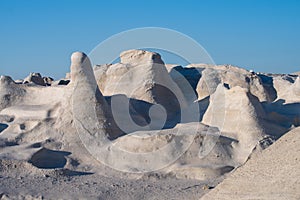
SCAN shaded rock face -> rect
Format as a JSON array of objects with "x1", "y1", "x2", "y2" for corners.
[
  {"x1": 94, "y1": 49, "x2": 187, "y2": 129},
  {"x1": 169, "y1": 66, "x2": 202, "y2": 103},
  {"x1": 43, "y1": 77, "x2": 54, "y2": 86},
  {"x1": 23, "y1": 73, "x2": 45, "y2": 86},
  {"x1": 57, "y1": 79, "x2": 70, "y2": 85},
  {"x1": 23, "y1": 72, "x2": 54, "y2": 86}
]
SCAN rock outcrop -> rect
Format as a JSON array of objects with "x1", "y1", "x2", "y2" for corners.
[
  {"x1": 186, "y1": 64, "x2": 274, "y2": 102},
  {"x1": 94, "y1": 49, "x2": 188, "y2": 128},
  {"x1": 23, "y1": 72, "x2": 54, "y2": 86},
  {"x1": 202, "y1": 85, "x2": 266, "y2": 164},
  {"x1": 0, "y1": 76, "x2": 26, "y2": 111},
  {"x1": 273, "y1": 74, "x2": 300, "y2": 103},
  {"x1": 23, "y1": 73, "x2": 46, "y2": 86},
  {"x1": 70, "y1": 52, "x2": 122, "y2": 140},
  {"x1": 202, "y1": 127, "x2": 300, "y2": 200},
  {"x1": 71, "y1": 51, "x2": 236, "y2": 175},
  {"x1": 0, "y1": 49, "x2": 299, "y2": 199}
]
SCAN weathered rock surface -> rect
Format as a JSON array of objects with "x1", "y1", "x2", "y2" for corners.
[
  {"x1": 94, "y1": 49, "x2": 188, "y2": 128},
  {"x1": 23, "y1": 72, "x2": 46, "y2": 86},
  {"x1": 273, "y1": 74, "x2": 300, "y2": 103},
  {"x1": 202, "y1": 85, "x2": 267, "y2": 164},
  {"x1": 72, "y1": 51, "x2": 236, "y2": 176},
  {"x1": 0, "y1": 76, "x2": 26, "y2": 111},
  {"x1": 0, "y1": 49, "x2": 299, "y2": 199},
  {"x1": 202, "y1": 127, "x2": 300, "y2": 200},
  {"x1": 23, "y1": 72, "x2": 54, "y2": 86},
  {"x1": 191, "y1": 65, "x2": 273, "y2": 102}
]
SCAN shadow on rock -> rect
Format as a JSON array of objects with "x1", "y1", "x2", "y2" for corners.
[{"x1": 0, "y1": 123, "x2": 8, "y2": 133}]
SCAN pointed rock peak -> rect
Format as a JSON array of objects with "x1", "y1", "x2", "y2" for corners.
[
  {"x1": 70, "y1": 52, "x2": 94, "y2": 83},
  {"x1": 120, "y1": 49, "x2": 164, "y2": 65},
  {"x1": 71, "y1": 52, "x2": 88, "y2": 64}
]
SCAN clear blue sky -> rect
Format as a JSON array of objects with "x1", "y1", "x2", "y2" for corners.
[{"x1": 0, "y1": 0, "x2": 299, "y2": 79}]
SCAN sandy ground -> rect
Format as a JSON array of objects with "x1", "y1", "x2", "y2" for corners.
[
  {"x1": 202, "y1": 127, "x2": 300, "y2": 200},
  {"x1": 0, "y1": 165, "x2": 220, "y2": 200}
]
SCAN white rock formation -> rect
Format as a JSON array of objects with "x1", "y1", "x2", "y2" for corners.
[
  {"x1": 202, "y1": 127, "x2": 300, "y2": 200},
  {"x1": 71, "y1": 51, "x2": 236, "y2": 175},
  {"x1": 202, "y1": 85, "x2": 266, "y2": 164},
  {"x1": 273, "y1": 74, "x2": 300, "y2": 103},
  {"x1": 0, "y1": 49, "x2": 299, "y2": 199},
  {"x1": 23, "y1": 72, "x2": 46, "y2": 86},
  {"x1": 0, "y1": 76, "x2": 26, "y2": 111},
  {"x1": 70, "y1": 52, "x2": 122, "y2": 140},
  {"x1": 193, "y1": 65, "x2": 272, "y2": 102},
  {"x1": 94, "y1": 50, "x2": 187, "y2": 128}
]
